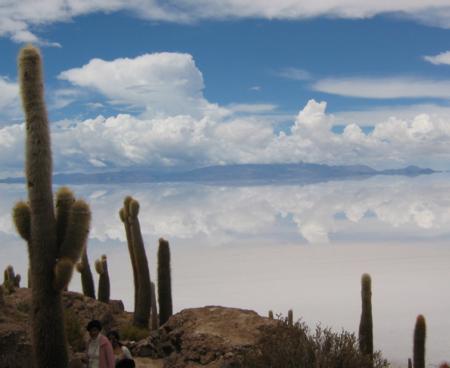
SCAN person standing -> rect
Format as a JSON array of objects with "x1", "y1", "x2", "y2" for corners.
[{"x1": 85, "y1": 320, "x2": 115, "y2": 368}]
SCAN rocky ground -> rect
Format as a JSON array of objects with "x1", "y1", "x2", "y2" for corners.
[{"x1": 0, "y1": 288, "x2": 275, "y2": 368}]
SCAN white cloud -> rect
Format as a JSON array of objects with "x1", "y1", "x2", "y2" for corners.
[
  {"x1": 313, "y1": 77, "x2": 450, "y2": 99},
  {"x1": 3, "y1": 98, "x2": 450, "y2": 173},
  {"x1": 4, "y1": 1, "x2": 450, "y2": 44},
  {"x1": 276, "y1": 67, "x2": 311, "y2": 81},
  {"x1": 226, "y1": 103, "x2": 277, "y2": 114},
  {"x1": 424, "y1": 51, "x2": 450, "y2": 65},
  {"x1": 0, "y1": 77, "x2": 21, "y2": 125},
  {"x1": 58, "y1": 53, "x2": 224, "y2": 118},
  {"x1": 334, "y1": 103, "x2": 450, "y2": 127}
]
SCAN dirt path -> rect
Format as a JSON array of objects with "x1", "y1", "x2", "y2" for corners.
[{"x1": 135, "y1": 358, "x2": 165, "y2": 367}]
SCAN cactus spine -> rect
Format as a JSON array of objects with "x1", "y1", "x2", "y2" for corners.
[
  {"x1": 95, "y1": 255, "x2": 110, "y2": 303},
  {"x1": 120, "y1": 197, "x2": 151, "y2": 328},
  {"x1": 358, "y1": 273, "x2": 373, "y2": 363},
  {"x1": 76, "y1": 247, "x2": 96, "y2": 299},
  {"x1": 13, "y1": 45, "x2": 91, "y2": 368},
  {"x1": 158, "y1": 238, "x2": 173, "y2": 325},
  {"x1": 413, "y1": 315, "x2": 426, "y2": 368},
  {"x1": 150, "y1": 281, "x2": 159, "y2": 330}
]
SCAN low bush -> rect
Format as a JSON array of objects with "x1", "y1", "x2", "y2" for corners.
[
  {"x1": 239, "y1": 317, "x2": 389, "y2": 368},
  {"x1": 120, "y1": 324, "x2": 149, "y2": 342}
]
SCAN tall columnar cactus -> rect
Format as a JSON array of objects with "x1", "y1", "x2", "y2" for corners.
[
  {"x1": 150, "y1": 281, "x2": 159, "y2": 330},
  {"x1": 119, "y1": 197, "x2": 139, "y2": 319},
  {"x1": 95, "y1": 255, "x2": 110, "y2": 303},
  {"x1": 158, "y1": 238, "x2": 173, "y2": 326},
  {"x1": 268, "y1": 310, "x2": 274, "y2": 320},
  {"x1": 413, "y1": 315, "x2": 426, "y2": 368},
  {"x1": 287, "y1": 309, "x2": 293, "y2": 326},
  {"x1": 358, "y1": 273, "x2": 373, "y2": 363},
  {"x1": 120, "y1": 197, "x2": 151, "y2": 328},
  {"x1": 75, "y1": 247, "x2": 96, "y2": 299},
  {"x1": 12, "y1": 45, "x2": 91, "y2": 368},
  {"x1": 408, "y1": 358, "x2": 412, "y2": 368}
]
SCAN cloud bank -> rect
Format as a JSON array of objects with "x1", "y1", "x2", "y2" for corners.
[
  {"x1": 3, "y1": 51, "x2": 450, "y2": 174},
  {"x1": 4, "y1": 1, "x2": 450, "y2": 44}
]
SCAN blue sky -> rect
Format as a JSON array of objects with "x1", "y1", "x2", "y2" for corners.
[{"x1": 2, "y1": 1, "x2": 450, "y2": 173}]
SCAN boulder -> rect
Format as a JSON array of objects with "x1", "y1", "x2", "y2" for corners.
[{"x1": 133, "y1": 306, "x2": 277, "y2": 368}]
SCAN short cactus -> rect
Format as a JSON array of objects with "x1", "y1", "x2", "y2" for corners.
[
  {"x1": 3, "y1": 265, "x2": 20, "y2": 293},
  {"x1": 158, "y1": 238, "x2": 173, "y2": 325},
  {"x1": 75, "y1": 247, "x2": 96, "y2": 299},
  {"x1": 95, "y1": 255, "x2": 110, "y2": 303},
  {"x1": 287, "y1": 309, "x2": 293, "y2": 326},
  {"x1": 359, "y1": 273, "x2": 373, "y2": 363},
  {"x1": 413, "y1": 315, "x2": 426, "y2": 368}
]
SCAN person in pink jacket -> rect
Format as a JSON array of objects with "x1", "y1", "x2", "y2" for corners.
[{"x1": 85, "y1": 320, "x2": 115, "y2": 368}]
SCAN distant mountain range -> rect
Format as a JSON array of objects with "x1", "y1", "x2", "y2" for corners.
[{"x1": 0, "y1": 163, "x2": 438, "y2": 185}]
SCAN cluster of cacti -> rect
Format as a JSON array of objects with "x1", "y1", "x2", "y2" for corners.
[
  {"x1": 95, "y1": 255, "x2": 110, "y2": 303},
  {"x1": 358, "y1": 273, "x2": 373, "y2": 363},
  {"x1": 119, "y1": 196, "x2": 152, "y2": 328},
  {"x1": 3, "y1": 265, "x2": 21, "y2": 293},
  {"x1": 12, "y1": 45, "x2": 91, "y2": 368},
  {"x1": 75, "y1": 247, "x2": 96, "y2": 299},
  {"x1": 158, "y1": 238, "x2": 173, "y2": 326},
  {"x1": 413, "y1": 315, "x2": 426, "y2": 368}
]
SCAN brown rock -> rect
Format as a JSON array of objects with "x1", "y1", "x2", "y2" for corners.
[{"x1": 134, "y1": 306, "x2": 276, "y2": 368}]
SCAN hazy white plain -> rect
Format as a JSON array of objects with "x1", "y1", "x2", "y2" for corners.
[{"x1": 1, "y1": 174, "x2": 450, "y2": 366}]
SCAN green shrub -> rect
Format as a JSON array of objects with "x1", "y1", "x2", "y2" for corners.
[
  {"x1": 120, "y1": 324, "x2": 149, "y2": 341},
  {"x1": 239, "y1": 318, "x2": 389, "y2": 368},
  {"x1": 64, "y1": 309, "x2": 85, "y2": 352}
]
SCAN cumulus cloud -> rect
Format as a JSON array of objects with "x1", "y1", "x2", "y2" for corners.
[
  {"x1": 334, "y1": 103, "x2": 450, "y2": 127},
  {"x1": 424, "y1": 51, "x2": 450, "y2": 65},
  {"x1": 0, "y1": 77, "x2": 21, "y2": 124},
  {"x1": 4, "y1": 1, "x2": 450, "y2": 44},
  {"x1": 59, "y1": 53, "x2": 224, "y2": 118},
  {"x1": 2, "y1": 98, "x2": 450, "y2": 173},
  {"x1": 312, "y1": 77, "x2": 450, "y2": 99}
]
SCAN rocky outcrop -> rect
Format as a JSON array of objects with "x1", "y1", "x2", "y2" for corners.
[
  {"x1": 133, "y1": 306, "x2": 277, "y2": 368},
  {"x1": 0, "y1": 288, "x2": 132, "y2": 368},
  {"x1": 1, "y1": 290, "x2": 274, "y2": 368}
]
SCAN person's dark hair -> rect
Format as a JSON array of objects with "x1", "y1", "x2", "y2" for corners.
[
  {"x1": 106, "y1": 330, "x2": 120, "y2": 340},
  {"x1": 86, "y1": 319, "x2": 102, "y2": 332},
  {"x1": 116, "y1": 358, "x2": 135, "y2": 368}
]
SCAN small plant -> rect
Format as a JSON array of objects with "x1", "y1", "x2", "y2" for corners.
[{"x1": 119, "y1": 324, "x2": 149, "y2": 342}]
